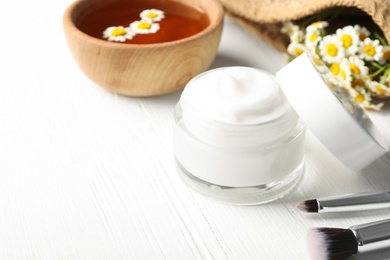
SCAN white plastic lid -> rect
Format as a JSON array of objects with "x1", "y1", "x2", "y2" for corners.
[{"x1": 276, "y1": 52, "x2": 389, "y2": 171}]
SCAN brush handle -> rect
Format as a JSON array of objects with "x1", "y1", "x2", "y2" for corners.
[
  {"x1": 318, "y1": 191, "x2": 390, "y2": 212},
  {"x1": 350, "y1": 218, "x2": 390, "y2": 253}
]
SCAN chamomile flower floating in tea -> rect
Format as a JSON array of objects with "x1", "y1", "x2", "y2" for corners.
[
  {"x1": 102, "y1": 9, "x2": 164, "y2": 42},
  {"x1": 103, "y1": 26, "x2": 135, "y2": 42},
  {"x1": 130, "y1": 20, "x2": 160, "y2": 34},
  {"x1": 140, "y1": 9, "x2": 165, "y2": 22},
  {"x1": 77, "y1": 3, "x2": 210, "y2": 45},
  {"x1": 282, "y1": 15, "x2": 390, "y2": 110}
]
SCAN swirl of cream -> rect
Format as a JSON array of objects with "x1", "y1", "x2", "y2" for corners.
[{"x1": 181, "y1": 67, "x2": 291, "y2": 125}]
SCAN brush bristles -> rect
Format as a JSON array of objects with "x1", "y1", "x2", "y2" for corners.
[
  {"x1": 307, "y1": 227, "x2": 358, "y2": 260},
  {"x1": 297, "y1": 199, "x2": 319, "y2": 213}
]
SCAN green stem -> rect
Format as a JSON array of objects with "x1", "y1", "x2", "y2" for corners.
[
  {"x1": 374, "y1": 32, "x2": 388, "y2": 46},
  {"x1": 369, "y1": 63, "x2": 390, "y2": 79},
  {"x1": 381, "y1": 66, "x2": 390, "y2": 84},
  {"x1": 370, "y1": 61, "x2": 384, "y2": 70}
]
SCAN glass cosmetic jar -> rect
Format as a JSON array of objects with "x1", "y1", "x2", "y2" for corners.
[
  {"x1": 173, "y1": 53, "x2": 388, "y2": 205},
  {"x1": 173, "y1": 67, "x2": 306, "y2": 204}
]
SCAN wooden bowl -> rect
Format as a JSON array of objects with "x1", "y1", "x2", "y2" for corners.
[{"x1": 63, "y1": 0, "x2": 224, "y2": 96}]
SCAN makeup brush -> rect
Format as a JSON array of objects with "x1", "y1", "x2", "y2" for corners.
[
  {"x1": 297, "y1": 191, "x2": 390, "y2": 213},
  {"x1": 307, "y1": 218, "x2": 390, "y2": 260}
]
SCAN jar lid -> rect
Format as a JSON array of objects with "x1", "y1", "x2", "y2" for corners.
[{"x1": 276, "y1": 52, "x2": 388, "y2": 171}]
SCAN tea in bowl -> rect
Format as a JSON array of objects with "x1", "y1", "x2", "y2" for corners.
[{"x1": 63, "y1": 0, "x2": 224, "y2": 96}]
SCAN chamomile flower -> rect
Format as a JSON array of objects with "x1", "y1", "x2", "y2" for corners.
[
  {"x1": 290, "y1": 30, "x2": 305, "y2": 43},
  {"x1": 358, "y1": 38, "x2": 383, "y2": 61},
  {"x1": 305, "y1": 29, "x2": 322, "y2": 50},
  {"x1": 287, "y1": 42, "x2": 306, "y2": 57},
  {"x1": 378, "y1": 46, "x2": 390, "y2": 64},
  {"x1": 336, "y1": 25, "x2": 359, "y2": 55},
  {"x1": 329, "y1": 62, "x2": 341, "y2": 76},
  {"x1": 281, "y1": 22, "x2": 301, "y2": 36},
  {"x1": 309, "y1": 54, "x2": 329, "y2": 73},
  {"x1": 281, "y1": 18, "x2": 390, "y2": 110},
  {"x1": 350, "y1": 76, "x2": 366, "y2": 89},
  {"x1": 140, "y1": 9, "x2": 165, "y2": 22},
  {"x1": 368, "y1": 80, "x2": 390, "y2": 98},
  {"x1": 351, "y1": 87, "x2": 384, "y2": 110},
  {"x1": 319, "y1": 35, "x2": 345, "y2": 64},
  {"x1": 350, "y1": 87, "x2": 372, "y2": 105},
  {"x1": 130, "y1": 20, "x2": 160, "y2": 34},
  {"x1": 306, "y1": 21, "x2": 329, "y2": 32},
  {"x1": 363, "y1": 102, "x2": 384, "y2": 110},
  {"x1": 346, "y1": 56, "x2": 368, "y2": 77},
  {"x1": 103, "y1": 26, "x2": 135, "y2": 42},
  {"x1": 354, "y1": 25, "x2": 371, "y2": 41},
  {"x1": 338, "y1": 58, "x2": 353, "y2": 88}
]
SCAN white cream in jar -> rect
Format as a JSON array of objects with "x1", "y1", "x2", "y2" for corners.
[{"x1": 173, "y1": 67, "x2": 306, "y2": 204}]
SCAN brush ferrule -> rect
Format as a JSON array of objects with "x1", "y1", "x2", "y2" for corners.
[
  {"x1": 350, "y1": 218, "x2": 390, "y2": 253},
  {"x1": 318, "y1": 191, "x2": 390, "y2": 213}
]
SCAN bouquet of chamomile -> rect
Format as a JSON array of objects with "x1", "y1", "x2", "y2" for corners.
[{"x1": 282, "y1": 15, "x2": 390, "y2": 110}]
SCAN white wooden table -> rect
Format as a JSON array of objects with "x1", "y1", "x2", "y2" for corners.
[{"x1": 1, "y1": 1, "x2": 390, "y2": 259}]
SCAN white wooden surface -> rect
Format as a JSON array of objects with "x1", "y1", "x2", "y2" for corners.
[{"x1": 1, "y1": 1, "x2": 390, "y2": 259}]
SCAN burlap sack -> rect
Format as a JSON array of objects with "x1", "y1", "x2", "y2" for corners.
[{"x1": 218, "y1": 0, "x2": 390, "y2": 52}]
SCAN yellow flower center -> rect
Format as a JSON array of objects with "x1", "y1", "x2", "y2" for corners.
[
  {"x1": 330, "y1": 63, "x2": 340, "y2": 75},
  {"x1": 351, "y1": 78, "x2": 365, "y2": 88},
  {"x1": 364, "y1": 45, "x2": 376, "y2": 57},
  {"x1": 326, "y1": 43, "x2": 338, "y2": 57},
  {"x1": 309, "y1": 33, "x2": 318, "y2": 43},
  {"x1": 340, "y1": 34, "x2": 353, "y2": 48},
  {"x1": 294, "y1": 48, "x2": 304, "y2": 56},
  {"x1": 111, "y1": 28, "x2": 126, "y2": 37},
  {"x1": 340, "y1": 69, "x2": 347, "y2": 80},
  {"x1": 375, "y1": 84, "x2": 388, "y2": 94},
  {"x1": 349, "y1": 64, "x2": 360, "y2": 75},
  {"x1": 137, "y1": 21, "x2": 152, "y2": 30},
  {"x1": 355, "y1": 93, "x2": 365, "y2": 103},
  {"x1": 311, "y1": 21, "x2": 322, "y2": 27},
  {"x1": 147, "y1": 12, "x2": 158, "y2": 19}
]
